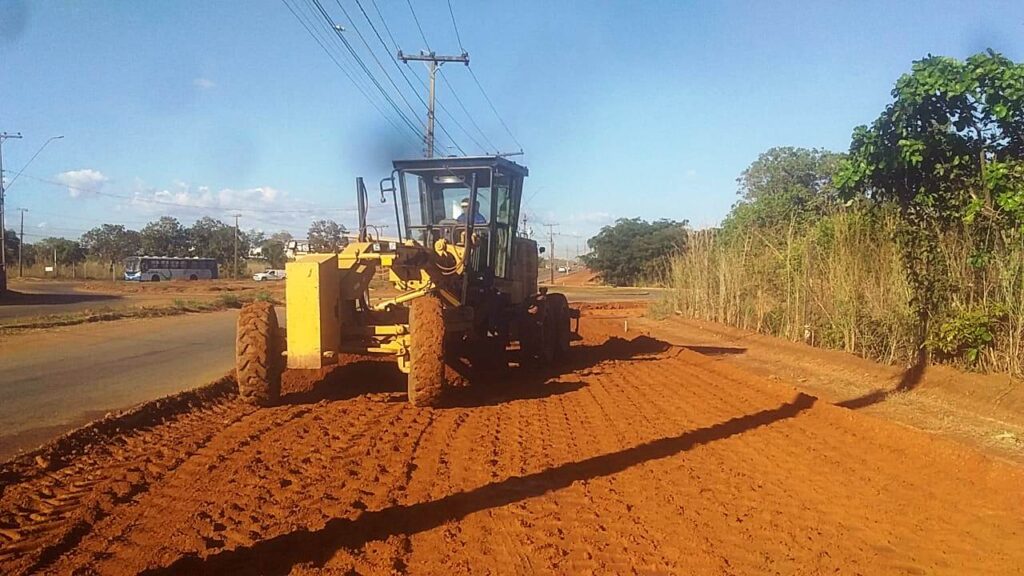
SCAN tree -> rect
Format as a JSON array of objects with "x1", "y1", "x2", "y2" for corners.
[
  {"x1": 140, "y1": 216, "x2": 189, "y2": 257},
  {"x1": 835, "y1": 50, "x2": 1024, "y2": 352},
  {"x1": 582, "y1": 218, "x2": 688, "y2": 286},
  {"x1": 187, "y1": 217, "x2": 252, "y2": 276},
  {"x1": 81, "y1": 224, "x2": 141, "y2": 280},
  {"x1": 36, "y1": 237, "x2": 86, "y2": 277},
  {"x1": 258, "y1": 228, "x2": 294, "y2": 266},
  {"x1": 3, "y1": 229, "x2": 19, "y2": 266},
  {"x1": 729, "y1": 147, "x2": 845, "y2": 233},
  {"x1": 307, "y1": 219, "x2": 348, "y2": 252},
  {"x1": 261, "y1": 240, "x2": 288, "y2": 268}
]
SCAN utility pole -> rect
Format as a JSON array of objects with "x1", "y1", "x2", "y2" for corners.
[
  {"x1": 0, "y1": 132, "x2": 24, "y2": 278},
  {"x1": 17, "y1": 208, "x2": 27, "y2": 276},
  {"x1": 543, "y1": 223, "x2": 558, "y2": 285},
  {"x1": 233, "y1": 214, "x2": 240, "y2": 279},
  {"x1": 397, "y1": 50, "x2": 469, "y2": 158}
]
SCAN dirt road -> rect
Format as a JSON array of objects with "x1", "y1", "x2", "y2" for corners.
[
  {"x1": 2, "y1": 308, "x2": 1022, "y2": 575},
  {"x1": 0, "y1": 311, "x2": 238, "y2": 459}
]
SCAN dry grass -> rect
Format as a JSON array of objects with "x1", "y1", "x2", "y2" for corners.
[{"x1": 664, "y1": 210, "x2": 1023, "y2": 377}]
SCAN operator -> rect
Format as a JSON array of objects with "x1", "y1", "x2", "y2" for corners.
[{"x1": 457, "y1": 197, "x2": 487, "y2": 224}]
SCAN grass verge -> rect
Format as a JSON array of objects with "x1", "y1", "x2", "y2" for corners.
[{"x1": 0, "y1": 291, "x2": 278, "y2": 334}]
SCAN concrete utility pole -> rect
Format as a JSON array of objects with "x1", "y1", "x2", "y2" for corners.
[
  {"x1": 233, "y1": 214, "x2": 240, "y2": 279},
  {"x1": 0, "y1": 132, "x2": 24, "y2": 275},
  {"x1": 544, "y1": 223, "x2": 559, "y2": 285},
  {"x1": 18, "y1": 208, "x2": 27, "y2": 277},
  {"x1": 397, "y1": 50, "x2": 469, "y2": 158}
]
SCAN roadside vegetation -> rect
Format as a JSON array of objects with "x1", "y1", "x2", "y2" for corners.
[
  {"x1": 661, "y1": 51, "x2": 1024, "y2": 377},
  {"x1": 0, "y1": 291, "x2": 277, "y2": 334},
  {"x1": 3, "y1": 217, "x2": 349, "y2": 281}
]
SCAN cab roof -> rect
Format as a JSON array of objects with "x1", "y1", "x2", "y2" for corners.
[{"x1": 392, "y1": 155, "x2": 528, "y2": 177}]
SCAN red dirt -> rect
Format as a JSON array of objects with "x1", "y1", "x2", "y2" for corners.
[{"x1": 2, "y1": 312, "x2": 1023, "y2": 574}]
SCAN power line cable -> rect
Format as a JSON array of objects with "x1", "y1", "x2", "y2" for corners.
[
  {"x1": 308, "y1": 0, "x2": 426, "y2": 143},
  {"x1": 405, "y1": 0, "x2": 431, "y2": 52},
  {"x1": 467, "y1": 66, "x2": 522, "y2": 152},
  {"x1": 331, "y1": 0, "x2": 429, "y2": 134},
  {"x1": 281, "y1": 0, "x2": 415, "y2": 143},
  {"x1": 444, "y1": 0, "x2": 523, "y2": 152},
  {"x1": 352, "y1": 0, "x2": 481, "y2": 154},
  {"x1": 446, "y1": 0, "x2": 465, "y2": 52},
  {"x1": 438, "y1": 70, "x2": 498, "y2": 152}
]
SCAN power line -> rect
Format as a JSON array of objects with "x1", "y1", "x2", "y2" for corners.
[
  {"x1": 438, "y1": 70, "x2": 498, "y2": 153},
  {"x1": 443, "y1": 1, "x2": 524, "y2": 153},
  {"x1": 352, "y1": 0, "x2": 478, "y2": 154},
  {"x1": 309, "y1": 0, "x2": 427, "y2": 142},
  {"x1": 446, "y1": 0, "x2": 465, "y2": 52},
  {"x1": 467, "y1": 66, "x2": 523, "y2": 152},
  {"x1": 330, "y1": 0, "x2": 428, "y2": 132},
  {"x1": 405, "y1": 0, "x2": 431, "y2": 52},
  {"x1": 281, "y1": 0, "x2": 414, "y2": 143}
]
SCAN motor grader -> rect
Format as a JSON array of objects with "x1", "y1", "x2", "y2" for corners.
[{"x1": 235, "y1": 155, "x2": 579, "y2": 407}]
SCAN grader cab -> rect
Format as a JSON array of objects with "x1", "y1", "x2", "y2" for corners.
[{"x1": 235, "y1": 155, "x2": 579, "y2": 407}]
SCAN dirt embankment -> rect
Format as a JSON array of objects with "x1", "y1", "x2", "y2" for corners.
[{"x1": 2, "y1": 309, "x2": 1023, "y2": 574}]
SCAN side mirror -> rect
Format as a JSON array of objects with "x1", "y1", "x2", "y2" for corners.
[{"x1": 539, "y1": 246, "x2": 546, "y2": 254}]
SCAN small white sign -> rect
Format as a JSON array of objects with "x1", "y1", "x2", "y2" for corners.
[{"x1": 44, "y1": 266, "x2": 54, "y2": 272}]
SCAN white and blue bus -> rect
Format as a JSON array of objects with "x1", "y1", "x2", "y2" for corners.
[{"x1": 124, "y1": 256, "x2": 219, "y2": 282}]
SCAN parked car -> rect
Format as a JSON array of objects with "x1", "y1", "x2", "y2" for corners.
[{"x1": 253, "y1": 269, "x2": 286, "y2": 282}]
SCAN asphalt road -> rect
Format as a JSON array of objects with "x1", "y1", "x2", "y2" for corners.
[
  {"x1": 0, "y1": 282, "x2": 123, "y2": 325},
  {"x1": 0, "y1": 310, "x2": 239, "y2": 459}
]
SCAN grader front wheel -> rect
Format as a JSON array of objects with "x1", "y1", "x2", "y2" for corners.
[
  {"x1": 408, "y1": 295, "x2": 446, "y2": 407},
  {"x1": 236, "y1": 301, "x2": 282, "y2": 407}
]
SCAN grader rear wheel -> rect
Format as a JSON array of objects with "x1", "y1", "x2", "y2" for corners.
[
  {"x1": 236, "y1": 301, "x2": 282, "y2": 406},
  {"x1": 545, "y1": 293, "x2": 572, "y2": 359},
  {"x1": 408, "y1": 295, "x2": 445, "y2": 407}
]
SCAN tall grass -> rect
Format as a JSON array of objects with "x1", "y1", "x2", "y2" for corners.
[{"x1": 664, "y1": 209, "x2": 1023, "y2": 376}]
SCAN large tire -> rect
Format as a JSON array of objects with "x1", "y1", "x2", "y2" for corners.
[
  {"x1": 236, "y1": 301, "x2": 282, "y2": 406},
  {"x1": 545, "y1": 293, "x2": 572, "y2": 359},
  {"x1": 408, "y1": 295, "x2": 446, "y2": 407},
  {"x1": 521, "y1": 300, "x2": 554, "y2": 367}
]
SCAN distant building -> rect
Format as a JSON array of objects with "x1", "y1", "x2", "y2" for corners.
[{"x1": 286, "y1": 239, "x2": 311, "y2": 259}]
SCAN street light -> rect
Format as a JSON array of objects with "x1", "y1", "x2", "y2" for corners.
[{"x1": 4, "y1": 135, "x2": 64, "y2": 191}]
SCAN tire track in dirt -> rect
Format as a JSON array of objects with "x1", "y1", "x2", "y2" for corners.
[{"x1": 3, "y1": 314, "x2": 1024, "y2": 575}]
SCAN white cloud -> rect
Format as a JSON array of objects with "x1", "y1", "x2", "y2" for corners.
[
  {"x1": 37, "y1": 221, "x2": 47, "y2": 228},
  {"x1": 193, "y1": 77, "x2": 216, "y2": 90},
  {"x1": 55, "y1": 169, "x2": 109, "y2": 197},
  {"x1": 130, "y1": 182, "x2": 284, "y2": 213},
  {"x1": 685, "y1": 169, "x2": 697, "y2": 178}
]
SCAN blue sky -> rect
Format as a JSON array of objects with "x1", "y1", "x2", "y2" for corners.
[{"x1": 2, "y1": 0, "x2": 1023, "y2": 260}]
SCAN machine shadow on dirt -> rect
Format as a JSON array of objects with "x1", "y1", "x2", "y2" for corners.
[{"x1": 277, "y1": 333, "x2": 676, "y2": 409}]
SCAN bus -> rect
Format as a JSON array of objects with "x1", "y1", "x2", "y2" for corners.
[{"x1": 124, "y1": 256, "x2": 219, "y2": 282}]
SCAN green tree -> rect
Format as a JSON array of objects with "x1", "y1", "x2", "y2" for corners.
[
  {"x1": 3, "y1": 229, "x2": 19, "y2": 266},
  {"x1": 81, "y1": 224, "x2": 141, "y2": 280},
  {"x1": 251, "y1": 230, "x2": 292, "y2": 268},
  {"x1": 727, "y1": 147, "x2": 845, "y2": 234},
  {"x1": 187, "y1": 217, "x2": 252, "y2": 277},
  {"x1": 140, "y1": 216, "x2": 189, "y2": 257},
  {"x1": 835, "y1": 50, "x2": 1024, "y2": 351},
  {"x1": 36, "y1": 237, "x2": 86, "y2": 277},
  {"x1": 307, "y1": 219, "x2": 347, "y2": 252},
  {"x1": 582, "y1": 218, "x2": 687, "y2": 286}
]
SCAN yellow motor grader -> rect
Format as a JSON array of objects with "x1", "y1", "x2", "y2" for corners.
[{"x1": 235, "y1": 155, "x2": 579, "y2": 407}]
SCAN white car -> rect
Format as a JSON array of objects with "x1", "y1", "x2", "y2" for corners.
[{"x1": 253, "y1": 269, "x2": 286, "y2": 282}]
